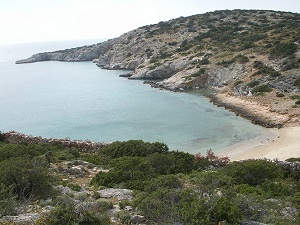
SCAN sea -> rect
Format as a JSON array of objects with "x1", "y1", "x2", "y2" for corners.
[{"x1": 0, "y1": 39, "x2": 267, "y2": 154}]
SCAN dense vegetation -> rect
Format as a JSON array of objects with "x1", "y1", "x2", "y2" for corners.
[{"x1": 0, "y1": 136, "x2": 299, "y2": 224}]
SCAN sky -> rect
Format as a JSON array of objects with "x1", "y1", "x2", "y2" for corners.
[{"x1": 0, "y1": 0, "x2": 299, "y2": 45}]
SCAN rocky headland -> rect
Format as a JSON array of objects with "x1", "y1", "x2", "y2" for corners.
[{"x1": 16, "y1": 9, "x2": 300, "y2": 127}]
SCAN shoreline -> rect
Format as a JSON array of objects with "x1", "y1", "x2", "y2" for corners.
[
  {"x1": 207, "y1": 93, "x2": 285, "y2": 128},
  {"x1": 208, "y1": 92, "x2": 300, "y2": 161},
  {"x1": 225, "y1": 126, "x2": 300, "y2": 161},
  {"x1": 2, "y1": 90, "x2": 299, "y2": 161}
]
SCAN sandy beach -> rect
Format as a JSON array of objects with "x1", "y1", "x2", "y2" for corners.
[
  {"x1": 212, "y1": 93, "x2": 300, "y2": 161},
  {"x1": 225, "y1": 126, "x2": 300, "y2": 161}
]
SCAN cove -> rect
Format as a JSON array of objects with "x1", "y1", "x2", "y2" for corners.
[{"x1": 0, "y1": 58, "x2": 267, "y2": 154}]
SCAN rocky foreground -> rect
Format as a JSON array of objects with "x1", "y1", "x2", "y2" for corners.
[{"x1": 16, "y1": 9, "x2": 300, "y2": 127}]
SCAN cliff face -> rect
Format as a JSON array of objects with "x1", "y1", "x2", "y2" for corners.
[{"x1": 16, "y1": 10, "x2": 300, "y2": 93}]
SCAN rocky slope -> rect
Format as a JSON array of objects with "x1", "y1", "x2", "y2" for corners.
[
  {"x1": 16, "y1": 10, "x2": 300, "y2": 125},
  {"x1": 16, "y1": 10, "x2": 300, "y2": 88}
]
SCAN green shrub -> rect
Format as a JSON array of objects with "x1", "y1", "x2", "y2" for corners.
[
  {"x1": 94, "y1": 199, "x2": 113, "y2": 211},
  {"x1": 282, "y1": 58, "x2": 300, "y2": 71},
  {"x1": 296, "y1": 100, "x2": 300, "y2": 105},
  {"x1": 0, "y1": 143, "x2": 59, "y2": 162},
  {"x1": 235, "y1": 54, "x2": 249, "y2": 63},
  {"x1": 144, "y1": 175, "x2": 182, "y2": 193},
  {"x1": 91, "y1": 156, "x2": 154, "y2": 189},
  {"x1": 189, "y1": 170, "x2": 233, "y2": 194},
  {"x1": 119, "y1": 200, "x2": 131, "y2": 210},
  {"x1": 290, "y1": 95, "x2": 299, "y2": 99},
  {"x1": 81, "y1": 153, "x2": 109, "y2": 166},
  {"x1": 168, "y1": 41, "x2": 178, "y2": 46},
  {"x1": 270, "y1": 42, "x2": 298, "y2": 58},
  {"x1": 253, "y1": 61, "x2": 281, "y2": 77},
  {"x1": 276, "y1": 92, "x2": 285, "y2": 97},
  {"x1": 0, "y1": 132, "x2": 5, "y2": 142},
  {"x1": 217, "y1": 59, "x2": 236, "y2": 67},
  {"x1": 253, "y1": 61, "x2": 264, "y2": 69},
  {"x1": 294, "y1": 77, "x2": 300, "y2": 88},
  {"x1": 253, "y1": 84, "x2": 272, "y2": 93},
  {"x1": 222, "y1": 159, "x2": 284, "y2": 186},
  {"x1": 261, "y1": 180, "x2": 291, "y2": 197},
  {"x1": 247, "y1": 80, "x2": 260, "y2": 88},
  {"x1": 235, "y1": 184, "x2": 265, "y2": 196},
  {"x1": 198, "y1": 58, "x2": 210, "y2": 65},
  {"x1": 0, "y1": 184, "x2": 19, "y2": 217},
  {"x1": 192, "y1": 67, "x2": 206, "y2": 77},
  {"x1": 44, "y1": 195, "x2": 110, "y2": 225},
  {"x1": 209, "y1": 197, "x2": 242, "y2": 225},
  {"x1": 67, "y1": 183, "x2": 81, "y2": 192},
  {"x1": 286, "y1": 157, "x2": 300, "y2": 162},
  {"x1": 116, "y1": 210, "x2": 131, "y2": 224},
  {"x1": 233, "y1": 80, "x2": 243, "y2": 87},
  {"x1": 0, "y1": 156, "x2": 52, "y2": 200},
  {"x1": 177, "y1": 40, "x2": 194, "y2": 52},
  {"x1": 100, "y1": 140, "x2": 169, "y2": 158}
]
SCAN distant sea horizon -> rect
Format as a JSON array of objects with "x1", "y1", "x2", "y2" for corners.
[{"x1": 0, "y1": 40, "x2": 268, "y2": 154}]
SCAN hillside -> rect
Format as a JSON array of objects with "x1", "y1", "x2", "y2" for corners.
[{"x1": 16, "y1": 9, "x2": 300, "y2": 126}]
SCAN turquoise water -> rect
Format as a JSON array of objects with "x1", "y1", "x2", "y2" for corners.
[{"x1": 0, "y1": 40, "x2": 267, "y2": 154}]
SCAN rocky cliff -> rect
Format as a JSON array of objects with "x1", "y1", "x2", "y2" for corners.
[
  {"x1": 16, "y1": 10, "x2": 300, "y2": 93},
  {"x1": 16, "y1": 39, "x2": 118, "y2": 63}
]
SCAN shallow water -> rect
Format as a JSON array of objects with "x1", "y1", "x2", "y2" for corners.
[{"x1": 0, "y1": 40, "x2": 267, "y2": 154}]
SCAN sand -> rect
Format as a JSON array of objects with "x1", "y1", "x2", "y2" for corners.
[
  {"x1": 212, "y1": 93, "x2": 300, "y2": 161},
  {"x1": 225, "y1": 126, "x2": 300, "y2": 161}
]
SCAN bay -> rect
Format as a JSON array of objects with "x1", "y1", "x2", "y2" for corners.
[{"x1": 0, "y1": 40, "x2": 267, "y2": 154}]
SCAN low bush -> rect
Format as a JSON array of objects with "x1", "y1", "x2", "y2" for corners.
[
  {"x1": 235, "y1": 54, "x2": 249, "y2": 63},
  {"x1": 233, "y1": 80, "x2": 243, "y2": 87},
  {"x1": 276, "y1": 92, "x2": 285, "y2": 97},
  {"x1": 294, "y1": 77, "x2": 300, "y2": 88},
  {"x1": 222, "y1": 159, "x2": 284, "y2": 186},
  {"x1": 100, "y1": 140, "x2": 169, "y2": 158},
  {"x1": 253, "y1": 84, "x2": 272, "y2": 93},
  {"x1": 247, "y1": 80, "x2": 260, "y2": 88},
  {"x1": 290, "y1": 95, "x2": 300, "y2": 100},
  {"x1": 192, "y1": 67, "x2": 206, "y2": 77},
  {"x1": 0, "y1": 132, "x2": 5, "y2": 142},
  {"x1": 43, "y1": 195, "x2": 110, "y2": 225},
  {"x1": 270, "y1": 42, "x2": 298, "y2": 58},
  {"x1": 198, "y1": 58, "x2": 210, "y2": 65},
  {"x1": 0, "y1": 156, "x2": 52, "y2": 200}
]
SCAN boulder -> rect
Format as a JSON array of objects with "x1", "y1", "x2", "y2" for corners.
[
  {"x1": 131, "y1": 215, "x2": 145, "y2": 224},
  {"x1": 97, "y1": 188, "x2": 133, "y2": 200}
]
